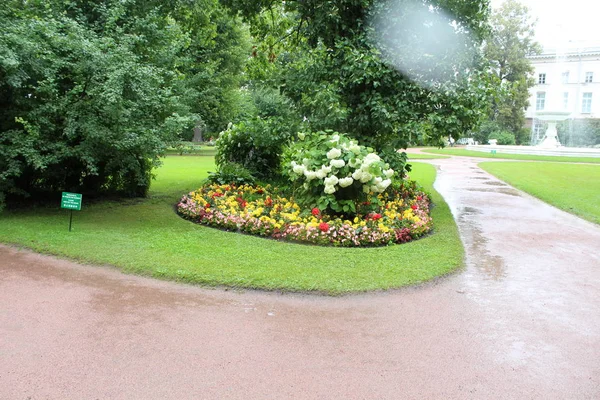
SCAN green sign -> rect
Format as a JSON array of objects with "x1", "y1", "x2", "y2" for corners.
[
  {"x1": 61, "y1": 192, "x2": 82, "y2": 211},
  {"x1": 491, "y1": 150, "x2": 497, "y2": 155}
]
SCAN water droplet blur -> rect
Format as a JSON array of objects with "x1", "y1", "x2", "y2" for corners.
[{"x1": 369, "y1": 0, "x2": 477, "y2": 88}]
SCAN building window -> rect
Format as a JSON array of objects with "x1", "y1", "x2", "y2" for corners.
[
  {"x1": 536, "y1": 92, "x2": 546, "y2": 110},
  {"x1": 538, "y1": 73, "x2": 546, "y2": 84},
  {"x1": 561, "y1": 71, "x2": 569, "y2": 84},
  {"x1": 582, "y1": 93, "x2": 592, "y2": 113},
  {"x1": 563, "y1": 92, "x2": 569, "y2": 109},
  {"x1": 585, "y1": 72, "x2": 593, "y2": 83}
]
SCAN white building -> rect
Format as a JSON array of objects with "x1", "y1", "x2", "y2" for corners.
[{"x1": 526, "y1": 45, "x2": 600, "y2": 144}]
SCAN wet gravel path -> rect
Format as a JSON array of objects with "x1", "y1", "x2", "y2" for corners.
[{"x1": 1, "y1": 156, "x2": 599, "y2": 399}]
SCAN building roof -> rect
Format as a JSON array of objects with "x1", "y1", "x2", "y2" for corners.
[{"x1": 528, "y1": 43, "x2": 600, "y2": 60}]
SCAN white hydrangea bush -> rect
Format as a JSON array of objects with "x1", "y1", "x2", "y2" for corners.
[{"x1": 283, "y1": 131, "x2": 396, "y2": 214}]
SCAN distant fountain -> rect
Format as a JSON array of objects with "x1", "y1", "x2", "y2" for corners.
[
  {"x1": 534, "y1": 42, "x2": 571, "y2": 148},
  {"x1": 463, "y1": 39, "x2": 600, "y2": 157},
  {"x1": 535, "y1": 111, "x2": 570, "y2": 148}
]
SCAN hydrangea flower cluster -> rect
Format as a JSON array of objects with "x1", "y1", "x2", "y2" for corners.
[
  {"x1": 177, "y1": 183, "x2": 432, "y2": 247},
  {"x1": 284, "y1": 131, "x2": 395, "y2": 214}
]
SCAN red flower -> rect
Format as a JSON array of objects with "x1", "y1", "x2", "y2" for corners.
[
  {"x1": 256, "y1": 189, "x2": 264, "y2": 194},
  {"x1": 264, "y1": 197, "x2": 273, "y2": 207},
  {"x1": 204, "y1": 203, "x2": 211, "y2": 209},
  {"x1": 235, "y1": 196, "x2": 247, "y2": 208},
  {"x1": 372, "y1": 213, "x2": 382, "y2": 220},
  {"x1": 411, "y1": 204, "x2": 418, "y2": 210},
  {"x1": 312, "y1": 207, "x2": 320, "y2": 216},
  {"x1": 417, "y1": 195, "x2": 423, "y2": 201},
  {"x1": 319, "y1": 222, "x2": 329, "y2": 232}
]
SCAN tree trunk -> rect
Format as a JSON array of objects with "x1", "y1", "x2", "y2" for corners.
[{"x1": 192, "y1": 120, "x2": 203, "y2": 142}]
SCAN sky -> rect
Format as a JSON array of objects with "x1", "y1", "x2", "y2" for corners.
[{"x1": 490, "y1": 0, "x2": 600, "y2": 50}]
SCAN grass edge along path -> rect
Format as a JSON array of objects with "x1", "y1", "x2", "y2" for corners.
[
  {"x1": 406, "y1": 153, "x2": 450, "y2": 160},
  {"x1": 479, "y1": 161, "x2": 600, "y2": 225},
  {"x1": 0, "y1": 158, "x2": 463, "y2": 295},
  {"x1": 422, "y1": 147, "x2": 600, "y2": 163}
]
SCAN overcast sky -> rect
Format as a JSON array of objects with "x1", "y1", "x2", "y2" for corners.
[{"x1": 490, "y1": 0, "x2": 600, "y2": 49}]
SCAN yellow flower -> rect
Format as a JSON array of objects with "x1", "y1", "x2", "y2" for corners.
[{"x1": 378, "y1": 223, "x2": 390, "y2": 233}]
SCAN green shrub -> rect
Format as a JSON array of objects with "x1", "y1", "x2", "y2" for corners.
[
  {"x1": 282, "y1": 131, "x2": 396, "y2": 215},
  {"x1": 489, "y1": 131, "x2": 516, "y2": 145},
  {"x1": 474, "y1": 120, "x2": 501, "y2": 145},
  {"x1": 215, "y1": 117, "x2": 297, "y2": 180},
  {"x1": 0, "y1": 6, "x2": 199, "y2": 204},
  {"x1": 206, "y1": 162, "x2": 256, "y2": 186},
  {"x1": 170, "y1": 142, "x2": 203, "y2": 155},
  {"x1": 250, "y1": 86, "x2": 296, "y2": 120}
]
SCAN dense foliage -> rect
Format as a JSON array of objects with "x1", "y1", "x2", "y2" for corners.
[
  {"x1": 282, "y1": 131, "x2": 395, "y2": 215},
  {"x1": 0, "y1": 0, "x2": 248, "y2": 208},
  {"x1": 224, "y1": 0, "x2": 495, "y2": 151},
  {"x1": 483, "y1": 0, "x2": 541, "y2": 144},
  {"x1": 1, "y1": 0, "x2": 505, "y2": 213},
  {"x1": 489, "y1": 130, "x2": 516, "y2": 145},
  {"x1": 215, "y1": 117, "x2": 299, "y2": 180},
  {"x1": 558, "y1": 119, "x2": 600, "y2": 148}
]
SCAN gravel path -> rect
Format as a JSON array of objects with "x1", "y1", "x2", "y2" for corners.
[{"x1": 1, "y1": 156, "x2": 599, "y2": 399}]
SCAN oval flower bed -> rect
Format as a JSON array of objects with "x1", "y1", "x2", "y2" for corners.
[{"x1": 177, "y1": 183, "x2": 433, "y2": 247}]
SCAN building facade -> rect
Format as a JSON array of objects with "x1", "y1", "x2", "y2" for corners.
[{"x1": 526, "y1": 46, "x2": 600, "y2": 144}]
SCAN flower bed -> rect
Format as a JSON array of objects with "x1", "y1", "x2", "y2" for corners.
[{"x1": 177, "y1": 183, "x2": 433, "y2": 247}]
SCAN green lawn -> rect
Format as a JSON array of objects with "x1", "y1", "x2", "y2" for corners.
[
  {"x1": 406, "y1": 153, "x2": 449, "y2": 160},
  {"x1": 0, "y1": 157, "x2": 463, "y2": 295},
  {"x1": 422, "y1": 147, "x2": 600, "y2": 163},
  {"x1": 165, "y1": 147, "x2": 217, "y2": 157},
  {"x1": 479, "y1": 162, "x2": 600, "y2": 224}
]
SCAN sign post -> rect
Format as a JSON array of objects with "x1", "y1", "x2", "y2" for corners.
[{"x1": 61, "y1": 192, "x2": 82, "y2": 232}]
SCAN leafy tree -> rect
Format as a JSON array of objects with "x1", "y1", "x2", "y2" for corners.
[
  {"x1": 484, "y1": 0, "x2": 541, "y2": 143},
  {"x1": 224, "y1": 0, "x2": 495, "y2": 158},
  {"x1": 0, "y1": 0, "x2": 248, "y2": 209}
]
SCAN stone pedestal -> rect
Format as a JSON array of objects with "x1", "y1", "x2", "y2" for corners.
[
  {"x1": 535, "y1": 111, "x2": 571, "y2": 148},
  {"x1": 538, "y1": 121, "x2": 561, "y2": 148}
]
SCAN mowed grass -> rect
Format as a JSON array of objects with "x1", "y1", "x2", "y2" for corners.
[
  {"x1": 405, "y1": 153, "x2": 449, "y2": 160},
  {"x1": 422, "y1": 147, "x2": 600, "y2": 163},
  {"x1": 480, "y1": 162, "x2": 600, "y2": 224},
  {"x1": 165, "y1": 147, "x2": 217, "y2": 157},
  {"x1": 0, "y1": 156, "x2": 463, "y2": 294}
]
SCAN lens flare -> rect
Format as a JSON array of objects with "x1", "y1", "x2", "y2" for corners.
[{"x1": 369, "y1": 0, "x2": 478, "y2": 88}]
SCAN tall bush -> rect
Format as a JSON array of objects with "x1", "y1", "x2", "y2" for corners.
[
  {"x1": 282, "y1": 131, "x2": 395, "y2": 215},
  {"x1": 215, "y1": 117, "x2": 298, "y2": 180},
  {"x1": 0, "y1": 0, "x2": 248, "y2": 209},
  {"x1": 489, "y1": 131, "x2": 516, "y2": 145}
]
